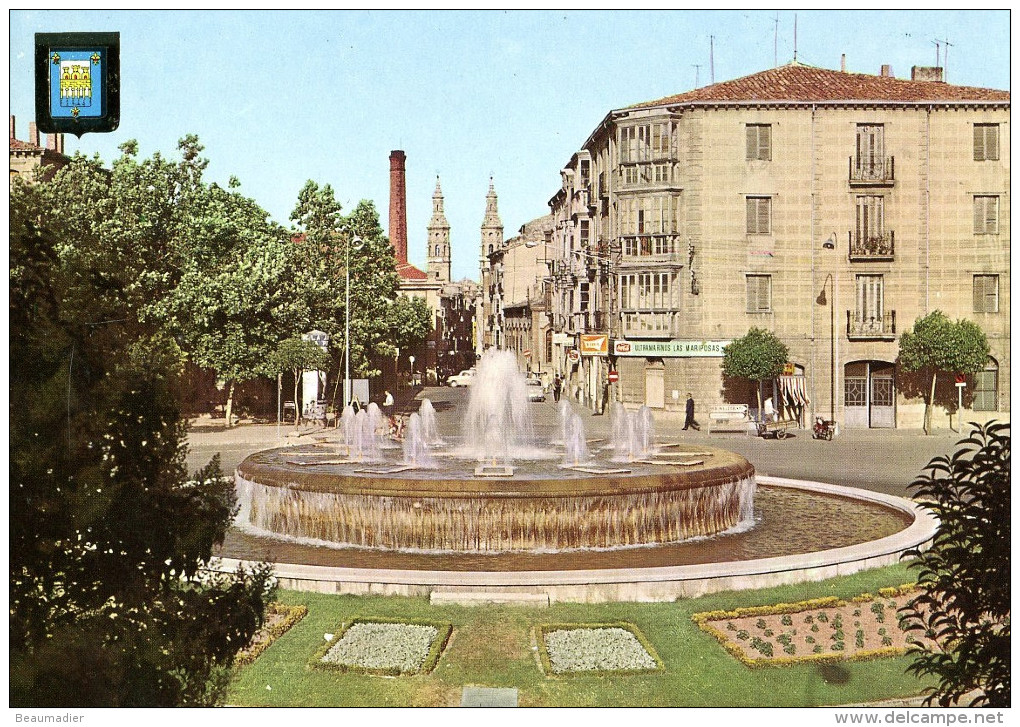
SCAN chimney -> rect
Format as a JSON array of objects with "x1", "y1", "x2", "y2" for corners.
[
  {"x1": 840, "y1": 54, "x2": 846, "y2": 72},
  {"x1": 911, "y1": 65, "x2": 944, "y2": 82},
  {"x1": 28, "y1": 121, "x2": 39, "y2": 147},
  {"x1": 9, "y1": 115, "x2": 15, "y2": 140},
  {"x1": 47, "y1": 132, "x2": 65, "y2": 154},
  {"x1": 389, "y1": 150, "x2": 408, "y2": 265},
  {"x1": 880, "y1": 64, "x2": 894, "y2": 78}
]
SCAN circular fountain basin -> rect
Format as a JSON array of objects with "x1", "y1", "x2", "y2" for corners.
[
  {"x1": 215, "y1": 476, "x2": 935, "y2": 604},
  {"x1": 235, "y1": 444, "x2": 755, "y2": 552}
]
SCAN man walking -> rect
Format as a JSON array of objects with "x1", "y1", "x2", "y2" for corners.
[
  {"x1": 683, "y1": 392, "x2": 700, "y2": 431},
  {"x1": 553, "y1": 376, "x2": 562, "y2": 403}
]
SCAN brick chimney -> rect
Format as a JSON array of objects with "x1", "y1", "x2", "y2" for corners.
[
  {"x1": 911, "y1": 66, "x2": 944, "y2": 82},
  {"x1": 45, "y1": 132, "x2": 64, "y2": 154},
  {"x1": 389, "y1": 150, "x2": 408, "y2": 265},
  {"x1": 28, "y1": 121, "x2": 39, "y2": 147},
  {"x1": 10, "y1": 115, "x2": 15, "y2": 140},
  {"x1": 880, "y1": 64, "x2": 894, "y2": 78}
]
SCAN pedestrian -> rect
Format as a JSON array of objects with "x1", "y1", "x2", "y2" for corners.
[
  {"x1": 553, "y1": 375, "x2": 562, "y2": 403},
  {"x1": 683, "y1": 392, "x2": 700, "y2": 431},
  {"x1": 596, "y1": 379, "x2": 610, "y2": 416},
  {"x1": 351, "y1": 398, "x2": 361, "y2": 414},
  {"x1": 383, "y1": 390, "x2": 394, "y2": 416},
  {"x1": 763, "y1": 396, "x2": 776, "y2": 423}
]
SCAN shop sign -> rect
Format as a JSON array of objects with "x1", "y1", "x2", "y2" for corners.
[
  {"x1": 782, "y1": 362, "x2": 796, "y2": 376},
  {"x1": 612, "y1": 339, "x2": 731, "y2": 358},
  {"x1": 579, "y1": 334, "x2": 609, "y2": 356},
  {"x1": 552, "y1": 333, "x2": 573, "y2": 346}
]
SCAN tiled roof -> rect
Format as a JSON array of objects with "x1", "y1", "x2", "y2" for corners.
[
  {"x1": 630, "y1": 62, "x2": 1010, "y2": 108},
  {"x1": 10, "y1": 138, "x2": 42, "y2": 151},
  {"x1": 397, "y1": 262, "x2": 428, "y2": 280}
]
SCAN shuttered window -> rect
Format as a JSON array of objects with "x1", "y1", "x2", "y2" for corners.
[
  {"x1": 746, "y1": 124, "x2": 772, "y2": 161},
  {"x1": 973, "y1": 196, "x2": 999, "y2": 234},
  {"x1": 973, "y1": 274, "x2": 999, "y2": 313},
  {"x1": 973, "y1": 124, "x2": 1000, "y2": 161},
  {"x1": 973, "y1": 363, "x2": 998, "y2": 411},
  {"x1": 746, "y1": 196, "x2": 771, "y2": 234},
  {"x1": 746, "y1": 274, "x2": 772, "y2": 312}
]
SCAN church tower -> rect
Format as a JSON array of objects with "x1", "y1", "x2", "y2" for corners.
[
  {"x1": 426, "y1": 176, "x2": 451, "y2": 282},
  {"x1": 480, "y1": 177, "x2": 503, "y2": 260}
]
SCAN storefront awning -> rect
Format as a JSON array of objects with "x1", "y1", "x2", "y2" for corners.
[{"x1": 779, "y1": 375, "x2": 810, "y2": 407}]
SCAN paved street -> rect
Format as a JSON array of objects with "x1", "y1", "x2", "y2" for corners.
[{"x1": 186, "y1": 385, "x2": 976, "y2": 498}]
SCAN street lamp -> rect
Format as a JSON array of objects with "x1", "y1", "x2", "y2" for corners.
[
  {"x1": 816, "y1": 273, "x2": 836, "y2": 421},
  {"x1": 345, "y1": 234, "x2": 363, "y2": 406}
]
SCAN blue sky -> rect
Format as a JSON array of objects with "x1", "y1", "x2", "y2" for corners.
[{"x1": 10, "y1": 10, "x2": 1010, "y2": 281}]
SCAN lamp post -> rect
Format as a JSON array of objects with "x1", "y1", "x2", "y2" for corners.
[
  {"x1": 345, "y1": 235, "x2": 363, "y2": 407},
  {"x1": 816, "y1": 273, "x2": 836, "y2": 421}
]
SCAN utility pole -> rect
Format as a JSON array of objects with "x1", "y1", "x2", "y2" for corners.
[
  {"x1": 934, "y1": 36, "x2": 953, "y2": 80},
  {"x1": 710, "y1": 35, "x2": 715, "y2": 84},
  {"x1": 773, "y1": 13, "x2": 779, "y2": 67}
]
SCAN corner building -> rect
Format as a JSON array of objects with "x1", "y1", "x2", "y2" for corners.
[{"x1": 548, "y1": 62, "x2": 1008, "y2": 428}]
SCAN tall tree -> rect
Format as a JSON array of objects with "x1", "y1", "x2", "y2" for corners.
[
  {"x1": 722, "y1": 327, "x2": 789, "y2": 419},
  {"x1": 268, "y1": 336, "x2": 331, "y2": 427},
  {"x1": 899, "y1": 311, "x2": 990, "y2": 435},
  {"x1": 10, "y1": 180, "x2": 274, "y2": 706},
  {"x1": 900, "y1": 422, "x2": 1010, "y2": 707}
]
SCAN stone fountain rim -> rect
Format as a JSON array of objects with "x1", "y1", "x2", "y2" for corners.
[
  {"x1": 212, "y1": 476, "x2": 937, "y2": 592},
  {"x1": 236, "y1": 444, "x2": 755, "y2": 498}
]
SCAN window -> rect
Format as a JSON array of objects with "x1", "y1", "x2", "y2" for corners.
[
  {"x1": 651, "y1": 122, "x2": 670, "y2": 158},
  {"x1": 973, "y1": 274, "x2": 999, "y2": 313},
  {"x1": 620, "y1": 272, "x2": 679, "y2": 310},
  {"x1": 973, "y1": 360, "x2": 998, "y2": 411},
  {"x1": 746, "y1": 196, "x2": 771, "y2": 234},
  {"x1": 620, "y1": 125, "x2": 649, "y2": 163},
  {"x1": 653, "y1": 163, "x2": 671, "y2": 184},
  {"x1": 579, "y1": 220, "x2": 590, "y2": 247},
  {"x1": 973, "y1": 196, "x2": 999, "y2": 234},
  {"x1": 619, "y1": 195, "x2": 680, "y2": 238},
  {"x1": 855, "y1": 195, "x2": 885, "y2": 241},
  {"x1": 745, "y1": 274, "x2": 772, "y2": 313},
  {"x1": 746, "y1": 124, "x2": 772, "y2": 161},
  {"x1": 973, "y1": 124, "x2": 1000, "y2": 161},
  {"x1": 623, "y1": 166, "x2": 639, "y2": 186},
  {"x1": 855, "y1": 124, "x2": 885, "y2": 178},
  {"x1": 579, "y1": 159, "x2": 591, "y2": 189}
]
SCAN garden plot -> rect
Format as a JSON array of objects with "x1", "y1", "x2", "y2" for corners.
[
  {"x1": 235, "y1": 602, "x2": 307, "y2": 667},
  {"x1": 694, "y1": 587, "x2": 933, "y2": 667},
  {"x1": 314, "y1": 618, "x2": 452, "y2": 675},
  {"x1": 537, "y1": 623, "x2": 661, "y2": 675}
]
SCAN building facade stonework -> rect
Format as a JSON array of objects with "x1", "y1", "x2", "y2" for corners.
[{"x1": 545, "y1": 62, "x2": 1009, "y2": 429}]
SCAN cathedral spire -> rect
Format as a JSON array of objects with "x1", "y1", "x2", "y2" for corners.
[{"x1": 426, "y1": 174, "x2": 451, "y2": 282}]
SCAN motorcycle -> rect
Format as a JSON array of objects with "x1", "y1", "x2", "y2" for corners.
[{"x1": 812, "y1": 417, "x2": 836, "y2": 441}]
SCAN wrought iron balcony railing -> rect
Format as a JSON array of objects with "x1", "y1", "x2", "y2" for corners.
[
  {"x1": 847, "y1": 310, "x2": 896, "y2": 340},
  {"x1": 849, "y1": 156, "x2": 895, "y2": 185},
  {"x1": 848, "y1": 231, "x2": 895, "y2": 261}
]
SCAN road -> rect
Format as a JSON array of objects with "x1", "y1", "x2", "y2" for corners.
[{"x1": 187, "y1": 385, "x2": 968, "y2": 498}]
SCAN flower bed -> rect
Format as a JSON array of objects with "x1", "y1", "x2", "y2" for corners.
[
  {"x1": 234, "y1": 602, "x2": 308, "y2": 667},
  {"x1": 536, "y1": 622, "x2": 662, "y2": 675},
  {"x1": 692, "y1": 585, "x2": 933, "y2": 668},
  {"x1": 313, "y1": 617, "x2": 452, "y2": 676}
]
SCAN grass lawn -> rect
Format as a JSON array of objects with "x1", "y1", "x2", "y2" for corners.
[{"x1": 227, "y1": 563, "x2": 934, "y2": 707}]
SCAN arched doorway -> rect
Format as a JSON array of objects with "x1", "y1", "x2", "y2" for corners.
[{"x1": 844, "y1": 360, "x2": 896, "y2": 428}]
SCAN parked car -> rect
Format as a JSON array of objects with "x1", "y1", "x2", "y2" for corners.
[
  {"x1": 447, "y1": 369, "x2": 476, "y2": 387},
  {"x1": 526, "y1": 378, "x2": 546, "y2": 402}
]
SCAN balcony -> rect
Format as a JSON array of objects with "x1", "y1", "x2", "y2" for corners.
[
  {"x1": 848, "y1": 231, "x2": 895, "y2": 261},
  {"x1": 847, "y1": 310, "x2": 896, "y2": 340},
  {"x1": 849, "y1": 156, "x2": 895, "y2": 186},
  {"x1": 620, "y1": 310, "x2": 680, "y2": 339}
]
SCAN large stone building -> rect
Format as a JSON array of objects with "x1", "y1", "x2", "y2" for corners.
[
  {"x1": 546, "y1": 61, "x2": 1009, "y2": 429},
  {"x1": 493, "y1": 215, "x2": 556, "y2": 381},
  {"x1": 10, "y1": 116, "x2": 68, "y2": 183}
]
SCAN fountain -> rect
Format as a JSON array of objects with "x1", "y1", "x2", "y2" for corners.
[{"x1": 227, "y1": 348, "x2": 936, "y2": 602}]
